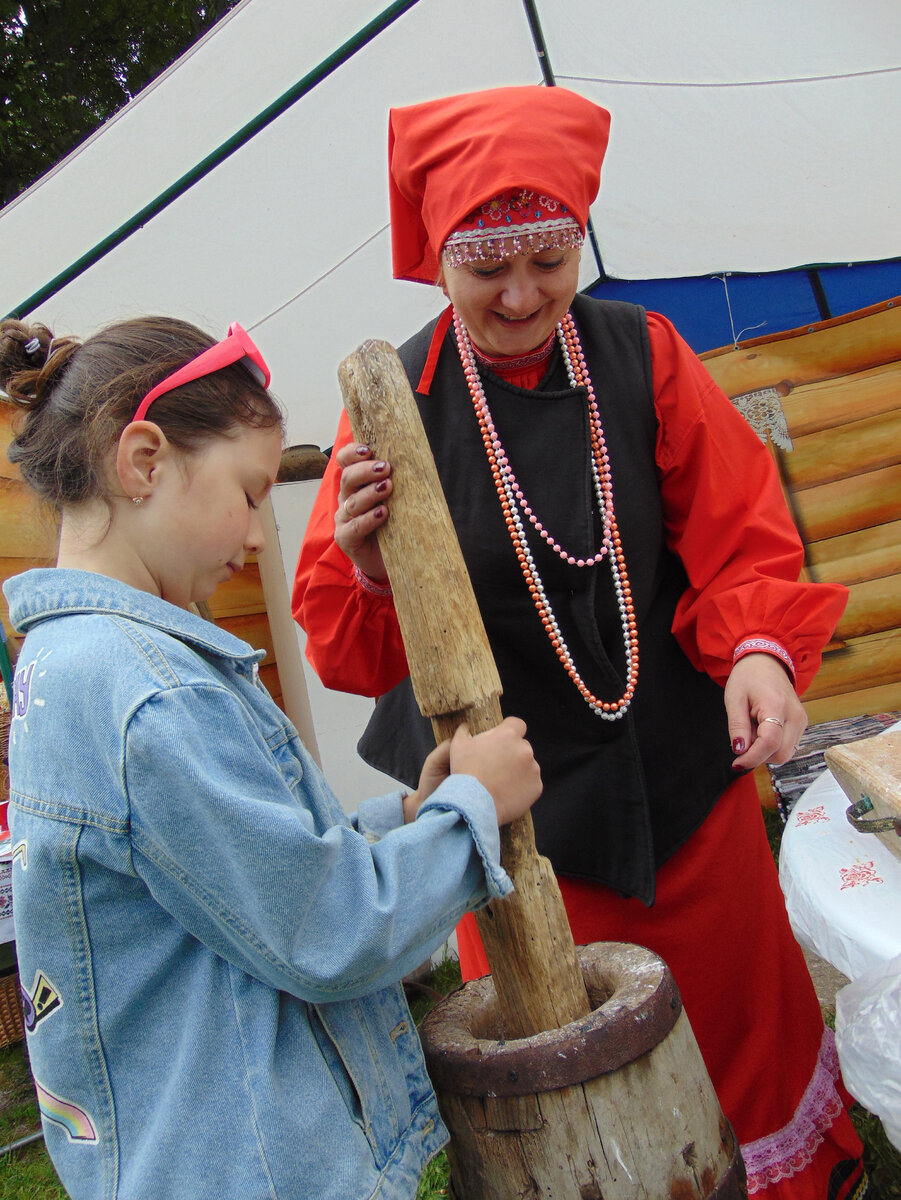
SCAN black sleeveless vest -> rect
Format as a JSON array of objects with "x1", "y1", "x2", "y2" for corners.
[{"x1": 359, "y1": 294, "x2": 737, "y2": 904}]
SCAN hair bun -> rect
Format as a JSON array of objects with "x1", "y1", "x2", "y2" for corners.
[
  {"x1": 0, "y1": 319, "x2": 77, "y2": 408},
  {"x1": 1, "y1": 322, "x2": 44, "y2": 405}
]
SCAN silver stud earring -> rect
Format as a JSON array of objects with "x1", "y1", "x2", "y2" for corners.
[{"x1": 131, "y1": 496, "x2": 144, "y2": 506}]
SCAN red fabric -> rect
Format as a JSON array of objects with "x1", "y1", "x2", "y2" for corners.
[
  {"x1": 293, "y1": 403, "x2": 410, "y2": 698},
  {"x1": 388, "y1": 86, "x2": 610, "y2": 283},
  {"x1": 416, "y1": 305, "x2": 454, "y2": 395},
  {"x1": 292, "y1": 310, "x2": 846, "y2": 697},
  {"x1": 488, "y1": 357, "x2": 552, "y2": 392},
  {"x1": 457, "y1": 776, "x2": 865, "y2": 1198}
]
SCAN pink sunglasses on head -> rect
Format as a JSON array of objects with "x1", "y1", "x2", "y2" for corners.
[{"x1": 131, "y1": 322, "x2": 271, "y2": 423}]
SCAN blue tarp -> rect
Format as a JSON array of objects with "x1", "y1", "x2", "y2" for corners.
[{"x1": 590, "y1": 259, "x2": 901, "y2": 355}]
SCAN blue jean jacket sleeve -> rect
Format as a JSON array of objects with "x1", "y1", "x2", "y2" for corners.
[
  {"x1": 353, "y1": 789, "x2": 513, "y2": 900},
  {"x1": 352, "y1": 790, "x2": 406, "y2": 841},
  {"x1": 125, "y1": 683, "x2": 508, "y2": 1003}
]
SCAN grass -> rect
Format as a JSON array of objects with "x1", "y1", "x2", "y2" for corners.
[
  {"x1": 408, "y1": 954, "x2": 462, "y2": 1200},
  {"x1": 415, "y1": 1150, "x2": 451, "y2": 1200},
  {"x1": 0, "y1": 1041, "x2": 65, "y2": 1199},
  {"x1": 854, "y1": 1102, "x2": 901, "y2": 1198},
  {"x1": 1, "y1": 904, "x2": 898, "y2": 1199}
]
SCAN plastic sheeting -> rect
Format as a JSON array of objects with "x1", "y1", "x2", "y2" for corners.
[
  {"x1": 778, "y1": 744, "x2": 901, "y2": 983},
  {"x1": 835, "y1": 953, "x2": 901, "y2": 1152}
]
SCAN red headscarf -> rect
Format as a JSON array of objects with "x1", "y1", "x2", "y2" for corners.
[{"x1": 388, "y1": 86, "x2": 611, "y2": 284}]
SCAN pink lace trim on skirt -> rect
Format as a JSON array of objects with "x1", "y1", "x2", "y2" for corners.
[{"x1": 742, "y1": 1027, "x2": 844, "y2": 1194}]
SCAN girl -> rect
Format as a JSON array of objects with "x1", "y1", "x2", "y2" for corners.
[{"x1": 0, "y1": 315, "x2": 541, "y2": 1200}]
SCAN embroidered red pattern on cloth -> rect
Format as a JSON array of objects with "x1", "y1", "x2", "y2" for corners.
[
  {"x1": 741, "y1": 1028, "x2": 845, "y2": 1193},
  {"x1": 733, "y1": 636, "x2": 795, "y2": 677},
  {"x1": 796, "y1": 805, "x2": 829, "y2": 826},
  {"x1": 353, "y1": 565, "x2": 393, "y2": 598},
  {"x1": 838, "y1": 861, "x2": 884, "y2": 890}
]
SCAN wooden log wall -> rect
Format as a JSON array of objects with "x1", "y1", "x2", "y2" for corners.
[
  {"x1": 0, "y1": 408, "x2": 60, "y2": 648},
  {"x1": 702, "y1": 296, "x2": 901, "y2": 727},
  {"x1": 0, "y1": 407, "x2": 283, "y2": 708}
]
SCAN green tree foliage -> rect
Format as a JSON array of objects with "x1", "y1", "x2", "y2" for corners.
[{"x1": 1, "y1": 0, "x2": 241, "y2": 205}]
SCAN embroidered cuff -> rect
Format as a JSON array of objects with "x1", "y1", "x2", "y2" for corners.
[
  {"x1": 353, "y1": 565, "x2": 393, "y2": 598},
  {"x1": 733, "y1": 637, "x2": 795, "y2": 679}
]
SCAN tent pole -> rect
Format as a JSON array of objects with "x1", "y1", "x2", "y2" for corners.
[
  {"x1": 520, "y1": 0, "x2": 607, "y2": 281},
  {"x1": 807, "y1": 269, "x2": 832, "y2": 321},
  {"x1": 521, "y1": 0, "x2": 555, "y2": 87}
]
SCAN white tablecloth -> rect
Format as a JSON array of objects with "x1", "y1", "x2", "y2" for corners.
[
  {"x1": 780, "y1": 733, "x2": 901, "y2": 1148},
  {"x1": 778, "y1": 742, "x2": 901, "y2": 982}
]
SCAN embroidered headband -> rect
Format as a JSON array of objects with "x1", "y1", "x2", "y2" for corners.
[{"x1": 442, "y1": 188, "x2": 583, "y2": 268}]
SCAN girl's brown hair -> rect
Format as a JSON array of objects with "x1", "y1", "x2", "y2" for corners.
[{"x1": 0, "y1": 316, "x2": 284, "y2": 510}]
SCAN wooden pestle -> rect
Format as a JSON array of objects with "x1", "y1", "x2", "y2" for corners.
[{"x1": 338, "y1": 340, "x2": 590, "y2": 1039}]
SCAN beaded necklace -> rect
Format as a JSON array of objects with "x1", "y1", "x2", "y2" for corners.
[{"x1": 453, "y1": 308, "x2": 639, "y2": 720}]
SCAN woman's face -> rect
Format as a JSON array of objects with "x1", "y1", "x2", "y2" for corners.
[{"x1": 441, "y1": 244, "x2": 581, "y2": 358}]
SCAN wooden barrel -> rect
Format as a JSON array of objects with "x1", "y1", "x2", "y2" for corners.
[{"x1": 420, "y1": 942, "x2": 746, "y2": 1200}]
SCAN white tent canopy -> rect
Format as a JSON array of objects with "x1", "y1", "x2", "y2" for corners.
[
  {"x1": 2, "y1": 0, "x2": 899, "y2": 800},
  {"x1": 3, "y1": 0, "x2": 900, "y2": 443},
  {"x1": 4, "y1": 0, "x2": 901, "y2": 429}
]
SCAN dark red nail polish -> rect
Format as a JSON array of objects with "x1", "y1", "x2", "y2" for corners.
[
  {"x1": 732, "y1": 737, "x2": 745, "y2": 754},
  {"x1": 375, "y1": 480, "x2": 388, "y2": 494},
  {"x1": 355, "y1": 444, "x2": 370, "y2": 456},
  {"x1": 373, "y1": 461, "x2": 387, "y2": 473}
]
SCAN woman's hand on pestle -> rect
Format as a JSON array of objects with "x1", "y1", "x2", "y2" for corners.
[
  {"x1": 334, "y1": 442, "x2": 393, "y2": 583},
  {"x1": 403, "y1": 718, "x2": 543, "y2": 826}
]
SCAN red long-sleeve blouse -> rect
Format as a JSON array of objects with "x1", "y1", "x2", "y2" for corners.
[{"x1": 293, "y1": 310, "x2": 846, "y2": 700}]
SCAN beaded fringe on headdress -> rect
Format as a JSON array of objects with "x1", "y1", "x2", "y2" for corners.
[{"x1": 443, "y1": 188, "x2": 583, "y2": 267}]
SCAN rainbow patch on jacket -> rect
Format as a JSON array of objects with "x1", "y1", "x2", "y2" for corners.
[{"x1": 36, "y1": 1081, "x2": 98, "y2": 1144}]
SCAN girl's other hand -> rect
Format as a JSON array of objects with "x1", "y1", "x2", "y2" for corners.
[
  {"x1": 403, "y1": 739, "x2": 452, "y2": 823},
  {"x1": 334, "y1": 442, "x2": 392, "y2": 583}
]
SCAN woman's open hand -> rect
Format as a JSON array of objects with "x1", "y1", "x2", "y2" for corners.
[
  {"x1": 334, "y1": 442, "x2": 393, "y2": 582},
  {"x1": 725, "y1": 652, "x2": 808, "y2": 770}
]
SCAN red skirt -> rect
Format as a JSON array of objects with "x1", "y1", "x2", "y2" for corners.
[{"x1": 457, "y1": 774, "x2": 868, "y2": 1198}]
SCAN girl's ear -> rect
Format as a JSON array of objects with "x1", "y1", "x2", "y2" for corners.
[{"x1": 115, "y1": 421, "x2": 169, "y2": 503}]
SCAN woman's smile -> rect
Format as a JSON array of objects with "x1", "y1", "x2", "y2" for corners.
[{"x1": 442, "y1": 246, "x2": 581, "y2": 358}]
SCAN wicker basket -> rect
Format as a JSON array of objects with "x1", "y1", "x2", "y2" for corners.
[{"x1": 0, "y1": 970, "x2": 24, "y2": 1048}]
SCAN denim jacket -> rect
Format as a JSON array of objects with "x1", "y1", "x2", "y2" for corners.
[{"x1": 3, "y1": 569, "x2": 512, "y2": 1200}]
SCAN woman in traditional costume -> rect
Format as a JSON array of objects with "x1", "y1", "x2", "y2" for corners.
[{"x1": 293, "y1": 86, "x2": 869, "y2": 1198}]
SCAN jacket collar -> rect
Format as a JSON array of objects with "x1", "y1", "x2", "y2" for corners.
[{"x1": 4, "y1": 568, "x2": 262, "y2": 664}]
